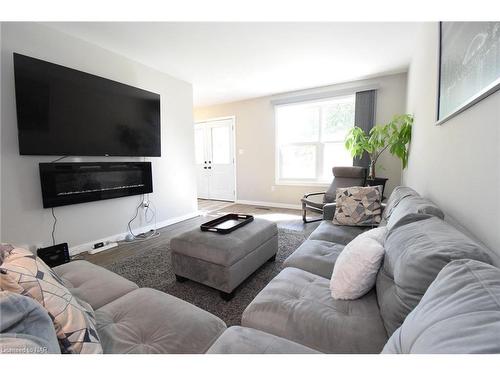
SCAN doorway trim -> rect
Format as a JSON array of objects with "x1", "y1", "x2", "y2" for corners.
[{"x1": 194, "y1": 115, "x2": 237, "y2": 202}]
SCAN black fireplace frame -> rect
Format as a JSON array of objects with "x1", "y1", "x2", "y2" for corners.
[{"x1": 39, "y1": 162, "x2": 153, "y2": 208}]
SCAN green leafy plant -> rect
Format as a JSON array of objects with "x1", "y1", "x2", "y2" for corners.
[{"x1": 344, "y1": 114, "x2": 413, "y2": 179}]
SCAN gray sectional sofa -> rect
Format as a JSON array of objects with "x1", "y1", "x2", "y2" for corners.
[
  {"x1": 2, "y1": 186, "x2": 500, "y2": 354},
  {"x1": 1, "y1": 260, "x2": 227, "y2": 354},
  {"x1": 211, "y1": 186, "x2": 500, "y2": 354}
]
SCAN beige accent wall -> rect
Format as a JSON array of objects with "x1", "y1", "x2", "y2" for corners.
[
  {"x1": 404, "y1": 23, "x2": 500, "y2": 252},
  {"x1": 194, "y1": 73, "x2": 408, "y2": 207}
]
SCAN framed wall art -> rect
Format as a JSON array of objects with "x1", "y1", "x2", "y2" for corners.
[{"x1": 437, "y1": 22, "x2": 500, "y2": 124}]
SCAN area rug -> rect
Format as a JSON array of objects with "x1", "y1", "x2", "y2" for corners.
[{"x1": 105, "y1": 227, "x2": 307, "y2": 326}]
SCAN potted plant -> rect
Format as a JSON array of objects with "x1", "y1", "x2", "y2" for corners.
[{"x1": 344, "y1": 114, "x2": 413, "y2": 181}]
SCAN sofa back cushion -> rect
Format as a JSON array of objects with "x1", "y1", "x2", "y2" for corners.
[
  {"x1": 376, "y1": 215, "x2": 494, "y2": 336},
  {"x1": 382, "y1": 259, "x2": 500, "y2": 353},
  {"x1": 380, "y1": 186, "x2": 420, "y2": 225},
  {"x1": 385, "y1": 195, "x2": 444, "y2": 231}
]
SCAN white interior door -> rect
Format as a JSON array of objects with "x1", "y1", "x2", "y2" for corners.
[
  {"x1": 194, "y1": 125, "x2": 210, "y2": 199},
  {"x1": 194, "y1": 118, "x2": 236, "y2": 201}
]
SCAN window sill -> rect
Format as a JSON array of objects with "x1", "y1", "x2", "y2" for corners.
[{"x1": 275, "y1": 180, "x2": 331, "y2": 188}]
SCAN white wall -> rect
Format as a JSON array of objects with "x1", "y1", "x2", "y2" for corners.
[
  {"x1": 194, "y1": 73, "x2": 408, "y2": 207},
  {"x1": 404, "y1": 23, "x2": 500, "y2": 252},
  {"x1": 0, "y1": 22, "x2": 2, "y2": 243},
  {"x1": 1, "y1": 23, "x2": 198, "y2": 253}
]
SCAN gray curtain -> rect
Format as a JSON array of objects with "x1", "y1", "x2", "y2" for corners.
[{"x1": 353, "y1": 90, "x2": 376, "y2": 168}]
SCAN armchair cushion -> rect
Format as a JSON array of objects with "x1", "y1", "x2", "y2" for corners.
[{"x1": 324, "y1": 166, "x2": 367, "y2": 203}]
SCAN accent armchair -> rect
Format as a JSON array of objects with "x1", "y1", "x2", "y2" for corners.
[{"x1": 301, "y1": 166, "x2": 367, "y2": 223}]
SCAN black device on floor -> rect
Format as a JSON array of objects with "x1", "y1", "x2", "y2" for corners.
[{"x1": 37, "y1": 243, "x2": 70, "y2": 267}]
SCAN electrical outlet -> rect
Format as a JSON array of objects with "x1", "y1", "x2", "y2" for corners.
[
  {"x1": 271, "y1": 185, "x2": 276, "y2": 192},
  {"x1": 142, "y1": 201, "x2": 150, "y2": 208}
]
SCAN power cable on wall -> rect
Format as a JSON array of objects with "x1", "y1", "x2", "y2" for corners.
[
  {"x1": 127, "y1": 195, "x2": 160, "y2": 242},
  {"x1": 51, "y1": 207, "x2": 57, "y2": 246},
  {"x1": 47, "y1": 156, "x2": 158, "y2": 246}
]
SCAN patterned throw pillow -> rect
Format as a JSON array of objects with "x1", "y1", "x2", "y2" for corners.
[
  {"x1": 333, "y1": 186, "x2": 382, "y2": 226},
  {"x1": 0, "y1": 246, "x2": 102, "y2": 354}
]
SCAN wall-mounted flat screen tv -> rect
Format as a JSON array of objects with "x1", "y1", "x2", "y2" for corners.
[{"x1": 14, "y1": 53, "x2": 161, "y2": 156}]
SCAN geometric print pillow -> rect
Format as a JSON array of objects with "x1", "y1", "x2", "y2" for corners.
[
  {"x1": 333, "y1": 186, "x2": 382, "y2": 227},
  {"x1": 0, "y1": 246, "x2": 102, "y2": 354}
]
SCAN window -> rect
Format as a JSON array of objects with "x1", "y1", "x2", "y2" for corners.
[{"x1": 275, "y1": 95, "x2": 355, "y2": 184}]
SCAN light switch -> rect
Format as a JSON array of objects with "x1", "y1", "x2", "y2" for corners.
[{"x1": 238, "y1": 149, "x2": 244, "y2": 155}]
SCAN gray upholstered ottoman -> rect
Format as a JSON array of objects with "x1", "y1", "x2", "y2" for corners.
[{"x1": 171, "y1": 218, "x2": 278, "y2": 300}]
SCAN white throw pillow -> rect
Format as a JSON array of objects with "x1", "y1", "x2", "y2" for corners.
[{"x1": 330, "y1": 227, "x2": 387, "y2": 300}]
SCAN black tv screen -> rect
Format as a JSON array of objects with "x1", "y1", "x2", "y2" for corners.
[{"x1": 14, "y1": 53, "x2": 161, "y2": 156}]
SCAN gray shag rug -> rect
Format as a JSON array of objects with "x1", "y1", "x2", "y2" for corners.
[{"x1": 104, "y1": 227, "x2": 306, "y2": 326}]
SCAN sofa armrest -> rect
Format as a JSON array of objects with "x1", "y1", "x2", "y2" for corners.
[{"x1": 323, "y1": 202, "x2": 337, "y2": 221}]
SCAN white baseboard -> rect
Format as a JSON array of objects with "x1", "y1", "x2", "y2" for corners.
[
  {"x1": 69, "y1": 211, "x2": 200, "y2": 256},
  {"x1": 235, "y1": 199, "x2": 302, "y2": 210}
]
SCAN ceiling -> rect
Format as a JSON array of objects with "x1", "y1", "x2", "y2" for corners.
[{"x1": 44, "y1": 22, "x2": 421, "y2": 107}]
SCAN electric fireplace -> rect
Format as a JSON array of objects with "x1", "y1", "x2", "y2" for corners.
[{"x1": 39, "y1": 162, "x2": 153, "y2": 208}]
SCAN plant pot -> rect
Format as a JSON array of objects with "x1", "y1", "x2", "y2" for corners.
[{"x1": 366, "y1": 177, "x2": 389, "y2": 200}]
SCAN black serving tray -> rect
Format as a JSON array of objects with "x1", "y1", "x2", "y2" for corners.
[{"x1": 200, "y1": 214, "x2": 254, "y2": 234}]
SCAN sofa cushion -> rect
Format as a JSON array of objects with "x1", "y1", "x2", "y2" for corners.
[
  {"x1": 95, "y1": 288, "x2": 226, "y2": 354},
  {"x1": 0, "y1": 247, "x2": 102, "y2": 354},
  {"x1": 333, "y1": 186, "x2": 382, "y2": 226},
  {"x1": 0, "y1": 291, "x2": 60, "y2": 354},
  {"x1": 54, "y1": 260, "x2": 138, "y2": 310},
  {"x1": 330, "y1": 227, "x2": 386, "y2": 300},
  {"x1": 241, "y1": 267, "x2": 388, "y2": 353},
  {"x1": 207, "y1": 326, "x2": 320, "y2": 354},
  {"x1": 380, "y1": 186, "x2": 420, "y2": 225},
  {"x1": 385, "y1": 195, "x2": 444, "y2": 231},
  {"x1": 308, "y1": 220, "x2": 368, "y2": 245},
  {"x1": 383, "y1": 259, "x2": 500, "y2": 354},
  {"x1": 376, "y1": 215, "x2": 494, "y2": 337},
  {"x1": 283, "y1": 240, "x2": 344, "y2": 279}
]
